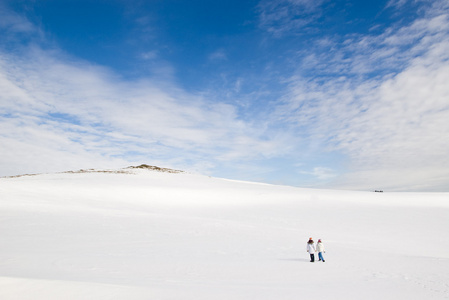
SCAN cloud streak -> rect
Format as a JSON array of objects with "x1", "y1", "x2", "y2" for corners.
[
  {"x1": 0, "y1": 44, "x2": 284, "y2": 176},
  {"x1": 257, "y1": 0, "x2": 326, "y2": 36},
  {"x1": 276, "y1": 1, "x2": 449, "y2": 191}
]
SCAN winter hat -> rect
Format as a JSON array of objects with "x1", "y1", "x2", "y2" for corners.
[{"x1": 318, "y1": 239, "x2": 321, "y2": 242}]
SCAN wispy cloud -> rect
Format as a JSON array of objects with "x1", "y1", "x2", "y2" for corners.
[
  {"x1": 0, "y1": 29, "x2": 283, "y2": 177},
  {"x1": 257, "y1": 0, "x2": 327, "y2": 36},
  {"x1": 0, "y1": 8, "x2": 35, "y2": 34},
  {"x1": 275, "y1": 1, "x2": 449, "y2": 191},
  {"x1": 300, "y1": 167, "x2": 337, "y2": 181},
  {"x1": 140, "y1": 50, "x2": 158, "y2": 60},
  {"x1": 209, "y1": 49, "x2": 227, "y2": 61},
  {"x1": 386, "y1": 0, "x2": 410, "y2": 9}
]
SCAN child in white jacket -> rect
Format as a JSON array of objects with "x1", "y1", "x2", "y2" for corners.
[
  {"x1": 316, "y1": 239, "x2": 325, "y2": 262},
  {"x1": 306, "y1": 238, "x2": 316, "y2": 262}
]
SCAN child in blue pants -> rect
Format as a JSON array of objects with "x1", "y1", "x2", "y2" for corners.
[{"x1": 316, "y1": 239, "x2": 325, "y2": 262}]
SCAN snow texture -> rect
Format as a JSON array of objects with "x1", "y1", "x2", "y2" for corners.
[{"x1": 1, "y1": 169, "x2": 449, "y2": 299}]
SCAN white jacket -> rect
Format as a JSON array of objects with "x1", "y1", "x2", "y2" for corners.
[
  {"x1": 316, "y1": 242, "x2": 325, "y2": 253},
  {"x1": 306, "y1": 242, "x2": 316, "y2": 254}
]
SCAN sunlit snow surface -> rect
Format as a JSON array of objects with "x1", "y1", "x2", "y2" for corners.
[{"x1": 1, "y1": 169, "x2": 449, "y2": 299}]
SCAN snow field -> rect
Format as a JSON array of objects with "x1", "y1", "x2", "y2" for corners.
[{"x1": 1, "y1": 170, "x2": 449, "y2": 299}]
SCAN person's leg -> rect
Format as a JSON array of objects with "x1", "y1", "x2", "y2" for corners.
[
  {"x1": 318, "y1": 252, "x2": 324, "y2": 262},
  {"x1": 310, "y1": 254, "x2": 315, "y2": 262}
]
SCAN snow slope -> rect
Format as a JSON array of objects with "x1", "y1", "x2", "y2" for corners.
[{"x1": 1, "y1": 169, "x2": 449, "y2": 299}]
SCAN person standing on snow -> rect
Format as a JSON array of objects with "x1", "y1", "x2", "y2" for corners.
[
  {"x1": 316, "y1": 239, "x2": 325, "y2": 262},
  {"x1": 306, "y1": 237, "x2": 316, "y2": 262}
]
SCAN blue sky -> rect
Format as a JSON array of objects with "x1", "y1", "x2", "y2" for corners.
[{"x1": 1, "y1": 0, "x2": 449, "y2": 191}]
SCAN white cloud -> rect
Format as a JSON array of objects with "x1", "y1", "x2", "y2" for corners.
[
  {"x1": 386, "y1": 0, "x2": 409, "y2": 9},
  {"x1": 276, "y1": 3, "x2": 449, "y2": 191},
  {"x1": 140, "y1": 50, "x2": 158, "y2": 60},
  {"x1": 300, "y1": 167, "x2": 337, "y2": 180},
  {"x1": 257, "y1": 0, "x2": 326, "y2": 36},
  {"x1": 0, "y1": 45, "x2": 285, "y2": 176},
  {"x1": 209, "y1": 49, "x2": 227, "y2": 61},
  {"x1": 0, "y1": 8, "x2": 35, "y2": 34}
]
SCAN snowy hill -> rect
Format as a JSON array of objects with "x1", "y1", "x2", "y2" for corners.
[{"x1": 1, "y1": 167, "x2": 449, "y2": 299}]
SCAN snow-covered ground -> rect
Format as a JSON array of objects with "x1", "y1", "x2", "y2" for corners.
[{"x1": 1, "y1": 168, "x2": 448, "y2": 299}]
